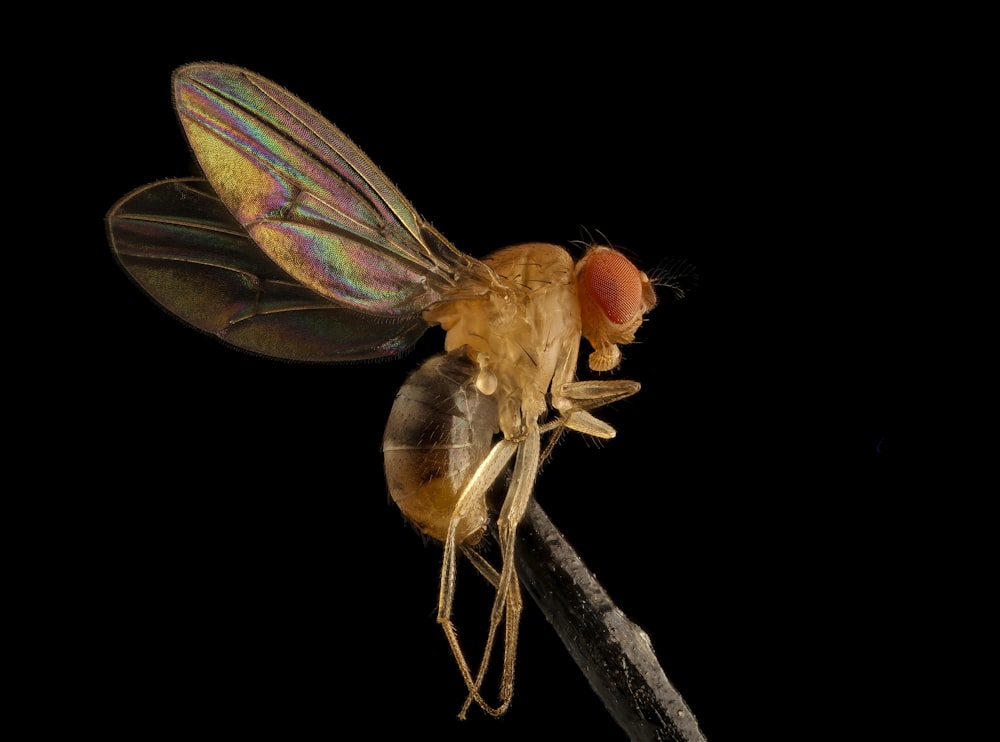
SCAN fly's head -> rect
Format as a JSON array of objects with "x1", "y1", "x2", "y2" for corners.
[{"x1": 575, "y1": 246, "x2": 657, "y2": 372}]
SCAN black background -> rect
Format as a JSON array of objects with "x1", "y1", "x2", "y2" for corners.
[{"x1": 72, "y1": 10, "x2": 943, "y2": 740}]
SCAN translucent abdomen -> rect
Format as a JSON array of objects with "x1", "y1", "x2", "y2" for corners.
[{"x1": 383, "y1": 350, "x2": 500, "y2": 545}]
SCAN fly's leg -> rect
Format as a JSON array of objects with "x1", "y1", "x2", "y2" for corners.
[
  {"x1": 460, "y1": 426, "x2": 540, "y2": 718},
  {"x1": 558, "y1": 379, "x2": 641, "y2": 408},
  {"x1": 540, "y1": 379, "x2": 642, "y2": 462},
  {"x1": 442, "y1": 379, "x2": 641, "y2": 716},
  {"x1": 461, "y1": 545, "x2": 501, "y2": 588},
  {"x1": 556, "y1": 379, "x2": 641, "y2": 435},
  {"x1": 438, "y1": 437, "x2": 517, "y2": 717},
  {"x1": 459, "y1": 564, "x2": 523, "y2": 717}
]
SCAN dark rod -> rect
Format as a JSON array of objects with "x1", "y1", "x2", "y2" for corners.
[{"x1": 514, "y1": 498, "x2": 707, "y2": 742}]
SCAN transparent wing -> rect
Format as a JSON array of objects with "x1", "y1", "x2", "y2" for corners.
[
  {"x1": 170, "y1": 63, "x2": 495, "y2": 317},
  {"x1": 108, "y1": 177, "x2": 429, "y2": 361},
  {"x1": 108, "y1": 63, "x2": 500, "y2": 361}
]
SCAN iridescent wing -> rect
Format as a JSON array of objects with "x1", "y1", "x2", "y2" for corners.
[{"x1": 108, "y1": 63, "x2": 495, "y2": 361}]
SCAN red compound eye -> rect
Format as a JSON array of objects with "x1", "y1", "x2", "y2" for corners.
[{"x1": 581, "y1": 249, "x2": 643, "y2": 325}]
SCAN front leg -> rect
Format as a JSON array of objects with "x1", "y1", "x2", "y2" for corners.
[
  {"x1": 538, "y1": 380, "x2": 641, "y2": 464},
  {"x1": 552, "y1": 379, "x2": 641, "y2": 438}
]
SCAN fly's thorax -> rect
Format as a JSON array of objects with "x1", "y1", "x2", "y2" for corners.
[
  {"x1": 425, "y1": 243, "x2": 582, "y2": 439},
  {"x1": 575, "y1": 246, "x2": 657, "y2": 372}
]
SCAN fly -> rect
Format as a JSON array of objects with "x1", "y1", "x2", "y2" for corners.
[{"x1": 106, "y1": 63, "x2": 665, "y2": 718}]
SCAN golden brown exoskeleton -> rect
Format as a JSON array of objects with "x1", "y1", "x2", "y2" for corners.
[
  {"x1": 107, "y1": 63, "x2": 661, "y2": 719},
  {"x1": 385, "y1": 242, "x2": 655, "y2": 717}
]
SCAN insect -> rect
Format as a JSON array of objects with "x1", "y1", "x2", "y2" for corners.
[{"x1": 107, "y1": 63, "x2": 661, "y2": 718}]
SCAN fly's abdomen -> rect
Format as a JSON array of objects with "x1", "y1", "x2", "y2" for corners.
[{"x1": 383, "y1": 349, "x2": 500, "y2": 545}]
